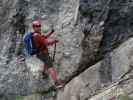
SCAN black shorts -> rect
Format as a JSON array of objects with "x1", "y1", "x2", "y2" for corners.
[{"x1": 37, "y1": 52, "x2": 53, "y2": 68}]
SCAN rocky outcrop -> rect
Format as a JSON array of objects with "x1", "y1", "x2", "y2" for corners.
[
  {"x1": 0, "y1": 0, "x2": 82, "y2": 99},
  {"x1": 1, "y1": 0, "x2": 133, "y2": 100},
  {"x1": 76, "y1": 0, "x2": 133, "y2": 80},
  {"x1": 62, "y1": 0, "x2": 133, "y2": 85},
  {"x1": 56, "y1": 37, "x2": 133, "y2": 100}
]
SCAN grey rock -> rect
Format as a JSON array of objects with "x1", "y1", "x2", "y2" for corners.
[
  {"x1": 56, "y1": 38, "x2": 133, "y2": 100},
  {"x1": 1, "y1": 0, "x2": 133, "y2": 100}
]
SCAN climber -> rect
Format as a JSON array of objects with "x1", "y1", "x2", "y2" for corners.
[{"x1": 24, "y1": 20, "x2": 63, "y2": 88}]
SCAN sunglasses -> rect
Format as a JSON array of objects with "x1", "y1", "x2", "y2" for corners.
[{"x1": 33, "y1": 25, "x2": 41, "y2": 27}]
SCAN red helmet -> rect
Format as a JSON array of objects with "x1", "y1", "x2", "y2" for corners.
[{"x1": 32, "y1": 20, "x2": 41, "y2": 27}]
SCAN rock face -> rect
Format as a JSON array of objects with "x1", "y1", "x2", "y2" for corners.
[
  {"x1": 0, "y1": 0, "x2": 82, "y2": 99},
  {"x1": 57, "y1": 38, "x2": 133, "y2": 100},
  {"x1": 78, "y1": 0, "x2": 133, "y2": 76},
  {"x1": 1, "y1": 0, "x2": 133, "y2": 100}
]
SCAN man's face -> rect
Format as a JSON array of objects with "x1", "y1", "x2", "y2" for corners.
[{"x1": 33, "y1": 25, "x2": 41, "y2": 33}]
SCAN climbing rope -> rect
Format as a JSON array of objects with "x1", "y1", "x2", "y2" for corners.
[{"x1": 52, "y1": 43, "x2": 56, "y2": 62}]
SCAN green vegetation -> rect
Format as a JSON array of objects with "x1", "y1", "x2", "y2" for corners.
[
  {"x1": 117, "y1": 94, "x2": 133, "y2": 100},
  {"x1": 57, "y1": 34, "x2": 62, "y2": 38},
  {"x1": 56, "y1": 63, "x2": 61, "y2": 73},
  {"x1": 16, "y1": 91, "x2": 56, "y2": 100},
  {"x1": 16, "y1": 96, "x2": 24, "y2": 100}
]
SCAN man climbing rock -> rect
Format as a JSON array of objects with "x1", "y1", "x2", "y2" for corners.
[{"x1": 24, "y1": 20, "x2": 63, "y2": 88}]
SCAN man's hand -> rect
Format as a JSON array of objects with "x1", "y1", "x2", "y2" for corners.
[
  {"x1": 45, "y1": 29, "x2": 55, "y2": 38},
  {"x1": 55, "y1": 40, "x2": 59, "y2": 43},
  {"x1": 55, "y1": 40, "x2": 63, "y2": 44}
]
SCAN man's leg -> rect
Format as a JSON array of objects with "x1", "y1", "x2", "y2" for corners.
[
  {"x1": 45, "y1": 54, "x2": 58, "y2": 82},
  {"x1": 46, "y1": 54, "x2": 64, "y2": 87},
  {"x1": 48, "y1": 67, "x2": 64, "y2": 88},
  {"x1": 48, "y1": 67, "x2": 57, "y2": 82},
  {"x1": 37, "y1": 52, "x2": 58, "y2": 81},
  {"x1": 37, "y1": 52, "x2": 63, "y2": 87}
]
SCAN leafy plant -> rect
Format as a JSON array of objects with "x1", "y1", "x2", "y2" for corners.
[
  {"x1": 117, "y1": 94, "x2": 133, "y2": 100},
  {"x1": 16, "y1": 96, "x2": 24, "y2": 100}
]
